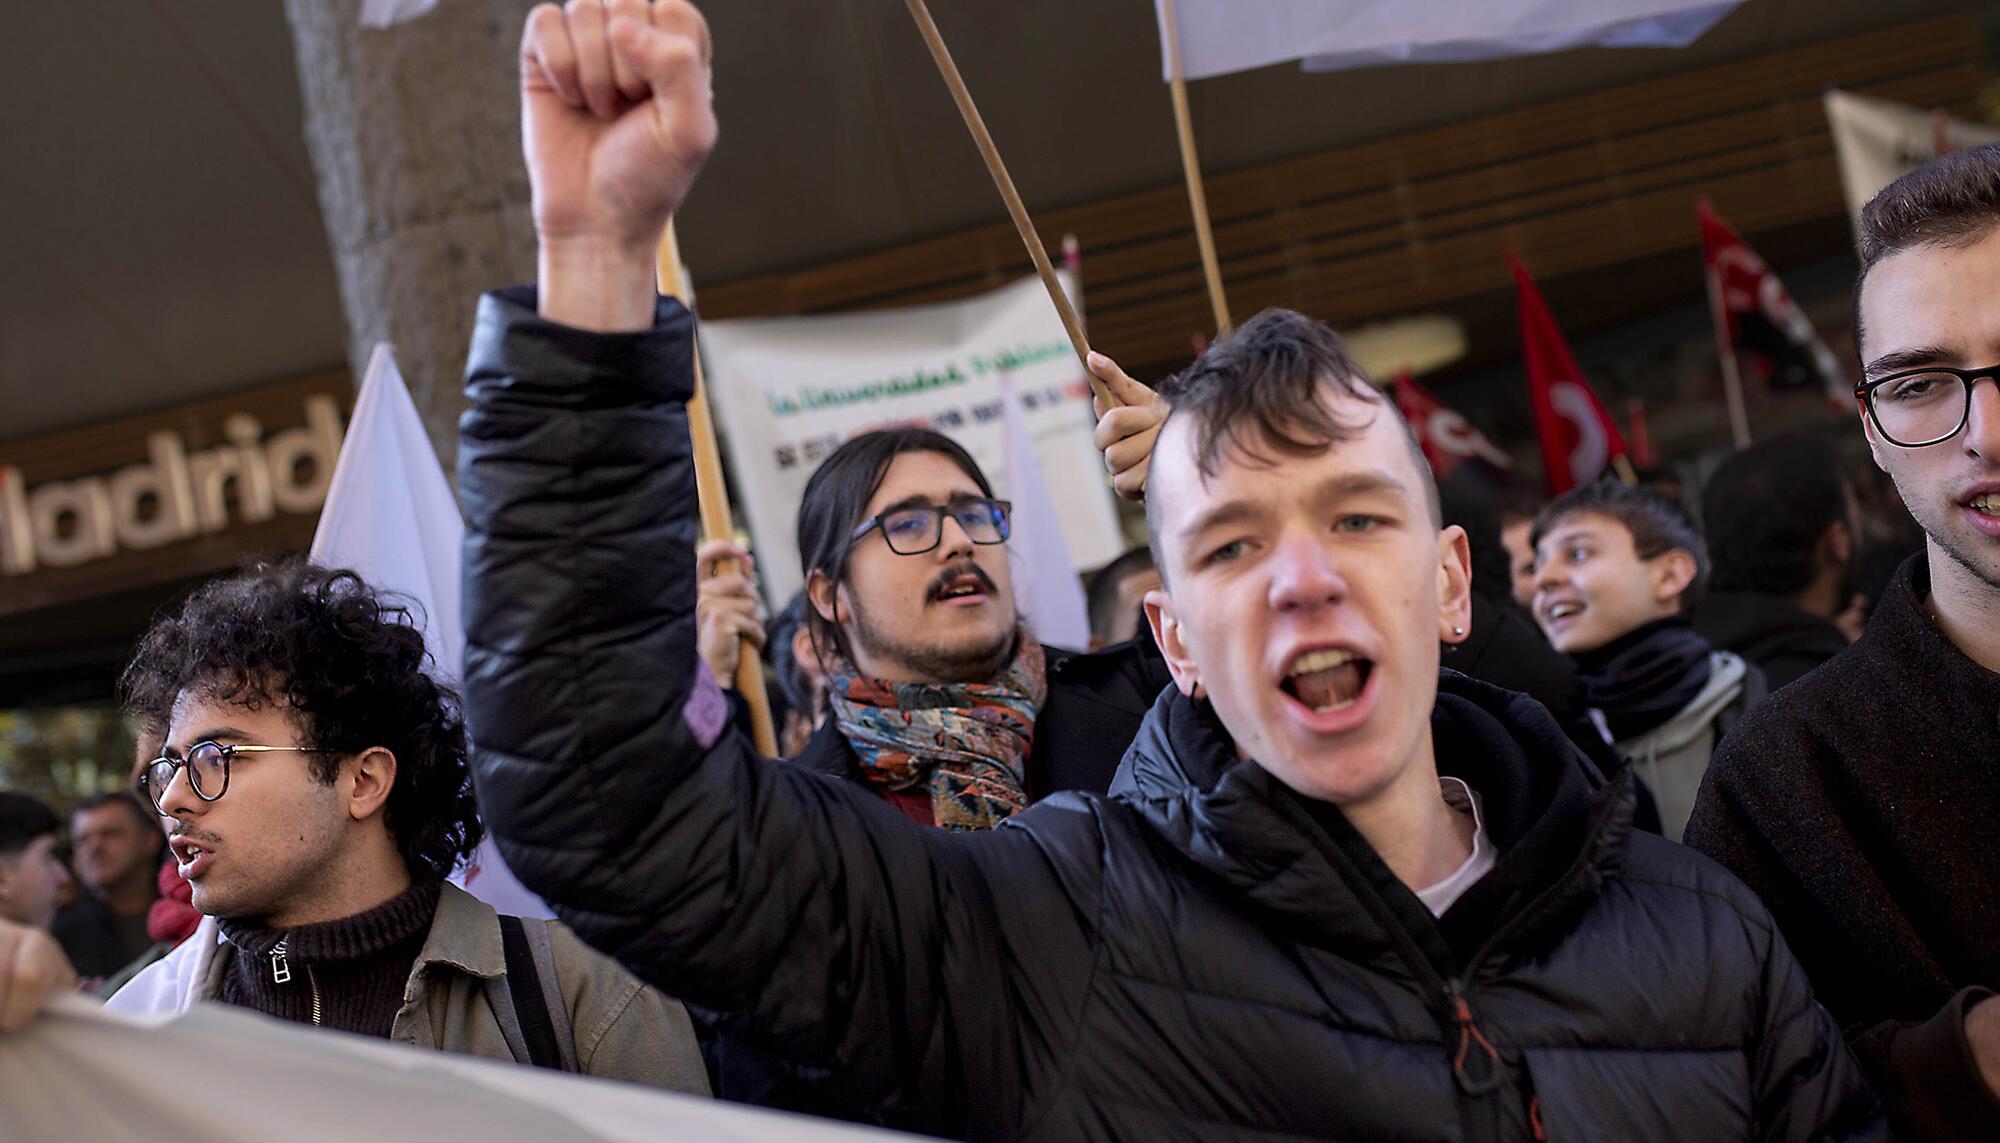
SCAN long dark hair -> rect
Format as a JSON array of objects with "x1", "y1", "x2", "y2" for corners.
[{"x1": 795, "y1": 427, "x2": 995, "y2": 665}]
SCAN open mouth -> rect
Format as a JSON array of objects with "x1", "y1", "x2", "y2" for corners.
[
  {"x1": 1280, "y1": 648, "x2": 1372, "y2": 713},
  {"x1": 928, "y1": 565, "x2": 996, "y2": 604},
  {"x1": 1968, "y1": 493, "x2": 2000, "y2": 517},
  {"x1": 1544, "y1": 600, "x2": 1584, "y2": 624},
  {"x1": 169, "y1": 836, "x2": 215, "y2": 877}
]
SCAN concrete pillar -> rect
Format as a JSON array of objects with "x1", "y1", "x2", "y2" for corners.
[{"x1": 283, "y1": 0, "x2": 541, "y2": 472}]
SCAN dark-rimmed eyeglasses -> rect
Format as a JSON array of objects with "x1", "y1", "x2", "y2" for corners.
[
  {"x1": 849, "y1": 498, "x2": 1012, "y2": 556},
  {"x1": 137, "y1": 741, "x2": 327, "y2": 815},
  {"x1": 1855, "y1": 364, "x2": 2000, "y2": 449}
]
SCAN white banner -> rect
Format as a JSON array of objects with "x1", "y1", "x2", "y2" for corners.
[
  {"x1": 700, "y1": 272, "x2": 1123, "y2": 608},
  {"x1": 1156, "y1": 0, "x2": 1737, "y2": 81},
  {"x1": 0, "y1": 995, "x2": 903, "y2": 1142},
  {"x1": 1824, "y1": 89, "x2": 2000, "y2": 231}
]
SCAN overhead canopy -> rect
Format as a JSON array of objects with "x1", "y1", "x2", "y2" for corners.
[{"x1": 0, "y1": 0, "x2": 1983, "y2": 444}]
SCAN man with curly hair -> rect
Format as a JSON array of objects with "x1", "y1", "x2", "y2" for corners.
[{"x1": 98, "y1": 559, "x2": 709, "y2": 1091}]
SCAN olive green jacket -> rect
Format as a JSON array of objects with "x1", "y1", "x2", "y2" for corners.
[{"x1": 107, "y1": 882, "x2": 710, "y2": 1095}]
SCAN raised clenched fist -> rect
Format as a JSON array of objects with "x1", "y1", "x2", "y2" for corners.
[{"x1": 521, "y1": 0, "x2": 718, "y2": 329}]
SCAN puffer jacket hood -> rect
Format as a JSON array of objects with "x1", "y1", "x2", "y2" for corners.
[{"x1": 1113, "y1": 669, "x2": 1627, "y2": 971}]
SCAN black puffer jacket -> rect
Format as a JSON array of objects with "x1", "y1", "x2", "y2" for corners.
[{"x1": 459, "y1": 288, "x2": 1883, "y2": 1141}]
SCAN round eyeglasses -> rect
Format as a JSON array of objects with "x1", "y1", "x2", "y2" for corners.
[
  {"x1": 137, "y1": 741, "x2": 326, "y2": 815},
  {"x1": 849, "y1": 498, "x2": 1012, "y2": 556},
  {"x1": 1855, "y1": 364, "x2": 2000, "y2": 449}
]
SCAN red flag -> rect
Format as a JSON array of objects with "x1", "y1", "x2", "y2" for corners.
[
  {"x1": 1393, "y1": 372, "x2": 1512, "y2": 478},
  {"x1": 1697, "y1": 200, "x2": 1848, "y2": 408},
  {"x1": 1510, "y1": 255, "x2": 1627, "y2": 495}
]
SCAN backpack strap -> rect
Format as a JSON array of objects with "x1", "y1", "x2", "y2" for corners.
[{"x1": 497, "y1": 914, "x2": 577, "y2": 1072}]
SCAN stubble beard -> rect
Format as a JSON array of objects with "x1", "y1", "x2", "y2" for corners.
[
  {"x1": 848, "y1": 601, "x2": 1017, "y2": 684},
  {"x1": 1899, "y1": 475, "x2": 2000, "y2": 600}
]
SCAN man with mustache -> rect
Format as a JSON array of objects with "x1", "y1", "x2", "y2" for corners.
[{"x1": 756, "y1": 428, "x2": 1171, "y2": 827}]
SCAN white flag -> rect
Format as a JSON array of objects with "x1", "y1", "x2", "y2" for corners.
[
  {"x1": 1156, "y1": 0, "x2": 1737, "y2": 81},
  {"x1": 308, "y1": 344, "x2": 551, "y2": 920},
  {"x1": 999, "y1": 375, "x2": 1094, "y2": 652},
  {"x1": 359, "y1": 0, "x2": 439, "y2": 29},
  {"x1": 1824, "y1": 89, "x2": 2000, "y2": 232}
]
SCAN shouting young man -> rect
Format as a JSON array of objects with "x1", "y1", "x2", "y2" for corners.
[{"x1": 456, "y1": 4, "x2": 1882, "y2": 1136}]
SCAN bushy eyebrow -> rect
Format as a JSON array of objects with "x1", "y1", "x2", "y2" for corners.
[
  {"x1": 1536, "y1": 527, "x2": 1599, "y2": 555},
  {"x1": 872, "y1": 491, "x2": 986, "y2": 516},
  {"x1": 1862, "y1": 344, "x2": 1961, "y2": 380},
  {"x1": 165, "y1": 726, "x2": 252, "y2": 754}
]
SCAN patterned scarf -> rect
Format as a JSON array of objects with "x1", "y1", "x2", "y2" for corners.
[{"x1": 827, "y1": 635, "x2": 1048, "y2": 832}]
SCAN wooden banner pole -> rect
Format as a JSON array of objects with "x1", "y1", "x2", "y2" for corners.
[
  {"x1": 1158, "y1": 0, "x2": 1232, "y2": 336},
  {"x1": 901, "y1": 0, "x2": 1113, "y2": 405},
  {"x1": 657, "y1": 222, "x2": 779, "y2": 757}
]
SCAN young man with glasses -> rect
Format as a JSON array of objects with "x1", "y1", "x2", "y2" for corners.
[
  {"x1": 94, "y1": 560, "x2": 710, "y2": 1093},
  {"x1": 1688, "y1": 144, "x2": 2000, "y2": 1140},
  {"x1": 752, "y1": 428, "x2": 1171, "y2": 828}
]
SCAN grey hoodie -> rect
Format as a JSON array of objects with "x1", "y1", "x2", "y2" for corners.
[{"x1": 1612, "y1": 650, "x2": 1756, "y2": 841}]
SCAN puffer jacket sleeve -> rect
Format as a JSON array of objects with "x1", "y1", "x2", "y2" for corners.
[
  {"x1": 456, "y1": 288, "x2": 1095, "y2": 1133},
  {"x1": 1744, "y1": 906, "x2": 1888, "y2": 1142}
]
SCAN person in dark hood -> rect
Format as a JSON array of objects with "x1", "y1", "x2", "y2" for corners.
[
  {"x1": 457, "y1": 5, "x2": 1880, "y2": 1137},
  {"x1": 1695, "y1": 436, "x2": 1859, "y2": 690}
]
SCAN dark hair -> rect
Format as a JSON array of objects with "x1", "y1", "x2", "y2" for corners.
[
  {"x1": 118, "y1": 559, "x2": 481, "y2": 881},
  {"x1": 1702, "y1": 436, "x2": 1851, "y2": 597},
  {"x1": 1145, "y1": 309, "x2": 1440, "y2": 573},
  {"x1": 0, "y1": 792, "x2": 61, "y2": 860},
  {"x1": 795, "y1": 427, "x2": 995, "y2": 665},
  {"x1": 1085, "y1": 547, "x2": 1156, "y2": 643},
  {"x1": 1854, "y1": 142, "x2": 2000, "y2": 349},
  {"x1": 1532, "y1": 480, "x2": 1709, "y2": 612},
  {"x1": 1493, "y1": 484, "x2": 1545, "y2": 528},
  {"x1": 75, "y1": 790, "x2": 160, "y2": 837}
]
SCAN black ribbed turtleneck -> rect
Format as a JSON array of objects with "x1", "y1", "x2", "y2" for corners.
[{"x1": 216, "y1": 878, "x2": 440, "y2": 1038}]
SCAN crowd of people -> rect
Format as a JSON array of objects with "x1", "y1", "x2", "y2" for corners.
[{"x1": 1, "y1": 2, "x2": 1997, "y2": 1139}]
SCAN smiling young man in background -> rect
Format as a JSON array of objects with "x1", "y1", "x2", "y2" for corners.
[{"x1": 1529, "y1": 481, "x2": 1763, "y2": 839}]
